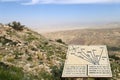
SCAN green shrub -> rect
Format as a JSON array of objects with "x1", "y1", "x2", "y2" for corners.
[
  {"x1": 27, "y1": 56, "x2": 32, "y2": 61},
  {"x1": 50, "y1": 64, "x2": 64, "y2": 80},
  {"x1": 56, "y1": 39, "x2": 65, "y2": 44},
  {"x1": 26, "y1": 34, "x2": 38, "y2": 42},
  {"x1": 39, "y1": 61, "x2": 43, "y2": 64},
  {"x1": 8, "y1": 21, "x2": 24, "y2": 31},
  {"x1": 14, "y1": 51, "x2": 23, "y2": 59},
  {"x1": 0, "y1": 55, "x2": 3, "y2": 61},
  {"x1": 109, "y1": 55, "x2": 120, "y2": 60},
  {"x1": 108, "y1": 46, "x2": 120, "y2": 51},
  {"x1": 111, "y1": 62, "x2": 120, "y2": 79},
  {"x1": 0, "y1": 62, "x2": 24, "y2": 80},
  {"x1": 6, "y1": 57, "x2": 14, "y2": 62},
  {"x1": 44, "y1": 41, "x2": 48, "y2": 45},
  {"x1": 38, "y1": 69, "x2": 52, "y2": 80},
  {"x1": 0, "y1": 36, "x2": 12, "y2": 45},
  {"x1": 31, "y1": 47, "x2": 38, "y2": 51}
]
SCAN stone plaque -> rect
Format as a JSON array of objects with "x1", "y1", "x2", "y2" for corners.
[{"x1": 62, "y1": 45, "x2": 112, "y2": 77}]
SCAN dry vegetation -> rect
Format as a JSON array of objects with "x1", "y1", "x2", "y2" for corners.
[
  {"x1": 0, "y1": 22, "x2": 120, "y2": 80},
  {"x1": 0, "y1": 22, "x2": 67, "y2": 80}
]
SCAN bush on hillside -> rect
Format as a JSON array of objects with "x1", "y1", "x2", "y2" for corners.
[
  {"x1": 8, "y1": 21, "x2": 24, "y2": 31},
  {"x1": 0, "y1": 62, "x2": 24, "y2": 80},
  {"x1": 107, "y1": 46, "x2": 120, "y2": 51},
  {"x1": 56, "y1": 39, "x2": 65, "y2": 44},
  {"x1": 50, "y1": 63, "x2": 65, "y2": 80}
]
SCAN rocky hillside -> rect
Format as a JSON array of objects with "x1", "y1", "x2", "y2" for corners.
[{"x1": 0, "y1": 22, "x2": 67, "y2": 80}]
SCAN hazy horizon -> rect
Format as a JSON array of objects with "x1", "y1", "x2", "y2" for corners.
[{"x1": 0, "y1": 0, "x2": 120, "y2": 29}]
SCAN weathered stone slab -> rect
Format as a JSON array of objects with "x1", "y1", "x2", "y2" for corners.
[{"x1": 62, "y1": 45, "x2": 112, "y2": 78}]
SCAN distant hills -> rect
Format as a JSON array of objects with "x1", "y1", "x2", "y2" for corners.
[
  {"x1": 43, "y1": 23, "x2": 120, "y2": 46},
  {"x1": 34, "y1": 22, "x2": 120, "y2": 33}
]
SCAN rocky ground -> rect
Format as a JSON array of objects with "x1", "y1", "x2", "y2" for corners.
[{"x1": 0, "y1": 23, "x2": 67, "y2": 80}]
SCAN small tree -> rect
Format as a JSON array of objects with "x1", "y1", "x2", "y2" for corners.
[
  {"x1": 56, "y1": 39, "x2": 65, "y2": 44},
  {"x1": 8, "y1": 21, "x2": 24, "y2": 31}
]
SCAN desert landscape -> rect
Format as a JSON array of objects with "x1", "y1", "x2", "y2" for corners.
[
  {"x1": 0, "y1": 0, "x2": 120, "y2": 80},
  {"x1": 0, "y1": 22, "x2": 120, "y2": 80},
  {"x1": 43, "y1": 23, "x2": 120, "y2": 47}
]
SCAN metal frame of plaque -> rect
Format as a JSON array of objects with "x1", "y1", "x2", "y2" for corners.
[{"x1": 62, "y1": 45, "x2": 112, "y2": 78}]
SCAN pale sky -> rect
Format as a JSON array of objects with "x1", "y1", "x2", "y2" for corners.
[{"x1": 0, "y1": 0, "x2": 120, "y2": 29}]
